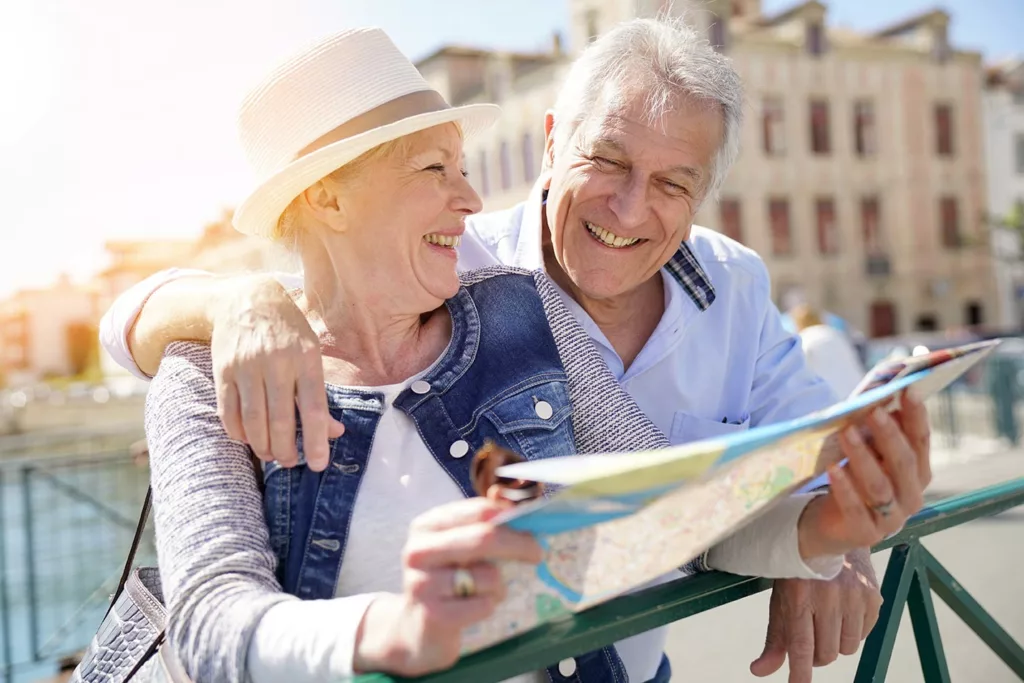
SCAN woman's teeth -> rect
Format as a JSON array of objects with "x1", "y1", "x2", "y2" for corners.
[
  {"x1": 585, "y1": 222, "x2": 640, "y2": 248},
  {"x1": 424, "y1": 234, "x2": 461, "y2": 248}
]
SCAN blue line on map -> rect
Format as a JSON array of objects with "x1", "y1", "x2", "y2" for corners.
[{"x1": 533, "y1": 538, "x2": 583, "y2": 603}]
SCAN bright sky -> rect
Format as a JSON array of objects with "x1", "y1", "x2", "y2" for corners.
[{"x1": 0, "y1": 0, "x2": 1021, "y2": 298}]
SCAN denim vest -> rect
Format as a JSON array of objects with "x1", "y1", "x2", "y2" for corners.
[{"x1": 262, "y1": 272, "x2": 667, "y2": 683}]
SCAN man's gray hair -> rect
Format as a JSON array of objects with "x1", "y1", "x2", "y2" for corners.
[{"x1": 551, "y1": 17, "x2": 744, "y2": 200}]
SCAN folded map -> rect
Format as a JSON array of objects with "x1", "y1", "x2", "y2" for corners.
[{"x1": 458, "y1": 338, "x2": 1002, "y2": 654}]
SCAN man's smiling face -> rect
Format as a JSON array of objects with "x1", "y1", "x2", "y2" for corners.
[{"x1": 544, "y1": 84, "x2": 724, "y2": 301}]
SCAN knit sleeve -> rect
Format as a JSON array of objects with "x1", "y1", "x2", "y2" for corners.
[
  {"x1": 530, "y1": 271, "x2": 670, "y2": 455},
  {"x1": 144, "y1": 341, "x2": 296, "y2": 681}
]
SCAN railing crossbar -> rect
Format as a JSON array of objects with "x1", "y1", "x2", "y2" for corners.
[{"x1": 923, "y1": 547, "x2": 1024, "y2": 678}]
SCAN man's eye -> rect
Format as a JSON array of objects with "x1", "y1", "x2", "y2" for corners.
[
  {"x1": 592, "y1": 156, "x2": 622, "y2": 169},
  {"x1": 663, "y1": 181, "x2": 688, "y2": 195}
]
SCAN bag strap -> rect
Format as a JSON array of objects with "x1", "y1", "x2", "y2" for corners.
[{"x1": 105, "y1": 451, "x2": 266, "y2": 620}]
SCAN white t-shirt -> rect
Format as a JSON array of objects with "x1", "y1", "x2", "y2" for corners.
[{"x1": 797, "y1": 325, "x2": 866, "y2": 400}]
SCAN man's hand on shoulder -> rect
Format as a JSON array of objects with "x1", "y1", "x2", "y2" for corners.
[
  {"x1": 210, "y1": 275, "x2": 343, "y2": 471},
  {"x1": 751, "y1": 547, "x2": 881, "y2": 683}
]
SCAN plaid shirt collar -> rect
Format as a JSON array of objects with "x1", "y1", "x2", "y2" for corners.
[
  {"x1": 538, "y1": 189, "x2": 717, "y2": 312},
  {"x1": 665, "y1": 243, "x2": 716, "y2": 311}
]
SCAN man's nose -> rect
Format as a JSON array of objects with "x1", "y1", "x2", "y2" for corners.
[{"x1": 608, "y1": 173, "x2": 650, "y2": 230}]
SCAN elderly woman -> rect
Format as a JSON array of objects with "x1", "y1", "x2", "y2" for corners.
[{"x1": 131, "y1": 27, "x2": 927, "y2": 683}]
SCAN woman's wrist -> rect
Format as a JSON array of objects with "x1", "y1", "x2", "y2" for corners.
[
  {"x1": 352, "y1": 593, "x2": 406, "y2": 674},
  {"x1": 796, "y1": 495, "x2": 847, "y2": 561}
]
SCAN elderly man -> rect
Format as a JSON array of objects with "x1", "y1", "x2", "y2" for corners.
[{"x1": 100, "y1": 17, "x2": 924, "y2": 683}]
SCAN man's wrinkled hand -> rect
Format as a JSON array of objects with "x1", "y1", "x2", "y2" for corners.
[
  {"x1": 750, "y1": 548, "x2": 881, "y2": 683},
  {"x1": 210, "y1": 275, "x2": 343, "y2": 470}
]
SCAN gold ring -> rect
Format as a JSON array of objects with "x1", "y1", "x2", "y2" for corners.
[{"x1": 452, "y1": 567, "x2": 476, "y2": 599}]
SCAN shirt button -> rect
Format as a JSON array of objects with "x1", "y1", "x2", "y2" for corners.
[
  {"x1": 449, "y1": 440, "x2": 470, "y2": 458},
  {"x1": 411, "y1": 380, "x2": 431, "y2": 395},
  {"x1": 557, "y1": 658, "x2": 577, "y2": 677},
  {"x1": 534, "y1": 400, "x2": 554, "y2": 420}
]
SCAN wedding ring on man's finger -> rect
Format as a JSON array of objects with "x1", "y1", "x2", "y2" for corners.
[{"x1": 452, "y1": 567, "x2": 476, "y2": 599}]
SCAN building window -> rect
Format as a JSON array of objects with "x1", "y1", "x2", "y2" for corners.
[
  {"x1": 522, "y1": 132, "x2": 536, "y2": 184},
  {"x1": 853, "y1": 100, "x2": 876, "y2": 157},
  {"x1": 762, "y1": 97, "x2": 785, "y2": 156},
  {"x1": 810, "y1": 99, "x2": 831, "y2": 155},
  {"x1": 869, "y1": 300, "x2": 898, "y2": 338},
  {"x1": 932, "y1": 28, "x2": 951, "y2": 63},
  {"x1": 861, "y1": 196, "x2": 882, "y2": 253},
  {"x1": 477, "y1": 149, "x2": 489, "y2": 197},
  {"x1": 499, "y1": 140, "x2": 511, "y2": 191},
  {"x1": 709, "y1": 19, "x2": 727, "y2": 51},
  {"x1": 806, "y1": 22, "x2": 825, "y2": 56},
  {"x1": 965, "y1": 301, "x2": 984, "y2": 327},
  {"x1": 916, "y1": 314, "x2": 939, "y2": 331},
  {"x1": 935, "y1": 104, "x2": 954, "y2": 156},
  {"x1": 769, "y1": 198, "x2": 792, "y2": 256},
  {"x1": 585, "y1": 9, "x2": 599, "y2": 42},
  {"x1": 1016, "y1": 133, "x2": 1024, "y2": 174},
  {"x1": 719, "y1": 198, "x2": 743, "y2": 243},
  {"x1": 940, "y1": 196, "x2": 960, "y2": 248},
  {"x1": 816, "y1": 198, "x2": 838, "y2": 255}
]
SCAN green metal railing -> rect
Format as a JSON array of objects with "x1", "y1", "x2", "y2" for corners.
[
  {"x1": 0, "y1": 449, "x2": 153, "y2": 683},
  {"x1": 356, "y1": 478, "x2": 1024, "y2": 683}
]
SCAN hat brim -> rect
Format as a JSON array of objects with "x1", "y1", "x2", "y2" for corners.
[{"x1": 233, "y1": 102, "x2": 501, "y2": 238}]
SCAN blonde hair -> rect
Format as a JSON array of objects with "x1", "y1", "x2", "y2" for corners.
[
  {"x1": 271, "y1": 135, "x2": 412, "y2": 243},
  {"x1": 790, "y1": 304, "x2": 824, "y2": 332}
]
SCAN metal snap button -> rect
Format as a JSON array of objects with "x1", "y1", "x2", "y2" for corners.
[
  {"x1": 557, "y1": 658, "x2": 577, "y2": 676},
  {"x1": 535, "y1": 400, "x2": 554, "y2": 420},
  {"x1": 411, "y1": 380, "x2": 431, "y2": 395},
  {"x1": 450, "y1": 440, "x2": 470, "y2": 458}
]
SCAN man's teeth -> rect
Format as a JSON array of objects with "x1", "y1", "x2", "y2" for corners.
[
  {"x1": 424, "y1": 234, "x2": 461, "y2": 248},
  {"x1": 585, "y1": 222, "x2": 640, "y2": 248}
]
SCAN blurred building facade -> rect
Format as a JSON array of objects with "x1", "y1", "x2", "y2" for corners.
[
  {"x1": 983, "y1": 60, "x2": 1024, "y2": 329},
  {"x1": 0, "y1": 275, "x2": 100, "y2": 384},
  {"x1": 422, "y1": 0, "x2": 999, "y2": 339}
]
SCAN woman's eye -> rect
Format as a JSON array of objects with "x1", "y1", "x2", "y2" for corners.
[{"x1": 426, "y1": 163, "x2": 446, "y2": 173}]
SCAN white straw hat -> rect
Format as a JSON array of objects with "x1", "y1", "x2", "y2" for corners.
[{"x1": 232, "y1": 27, "x2": 501, "y2": 238}]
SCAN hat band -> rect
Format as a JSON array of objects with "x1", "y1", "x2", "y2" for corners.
[{"x1": 295, "y1": 89, "x2": 452, "y2": 160}]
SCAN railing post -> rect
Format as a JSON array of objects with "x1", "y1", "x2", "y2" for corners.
[
  {"x1": 906, "y1": 562, "x2": 951, "y2": 683},
  {"x1": 21, "y1": 466, "x2": 40, "y2": 661},
  {"x1": 988, "y1": 354, "x2": 1020, "y2": 446},
  {"x1": 0, "y1": 470, "x2": 13, "y2": 683},
  {"x1": 939, "y1": 389, "x2": 958, "y2": 450},
  {"x1": 855, "y1": 543, "x2": 918, "y2": 683}
]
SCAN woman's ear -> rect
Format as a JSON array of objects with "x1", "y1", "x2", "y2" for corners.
[{"x1": 302, "y1": 180, "x2": 347, "y2": 233}]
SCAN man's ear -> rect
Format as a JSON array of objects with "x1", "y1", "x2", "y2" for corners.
[
  {"x1": 543, "y1": 110, "x2": 557, "y2": 170},
  {"x1": 301, "y1": 180, "x2": 347, "y2": 233}
]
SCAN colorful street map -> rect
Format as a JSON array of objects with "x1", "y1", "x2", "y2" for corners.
[{"x1": 459, "y1": 339, "x2": 1002, "y2": 654}]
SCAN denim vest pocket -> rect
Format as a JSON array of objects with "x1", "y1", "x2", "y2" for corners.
[{"x1": 479, "y1": 379, "x2": 576, "y2": 460}]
